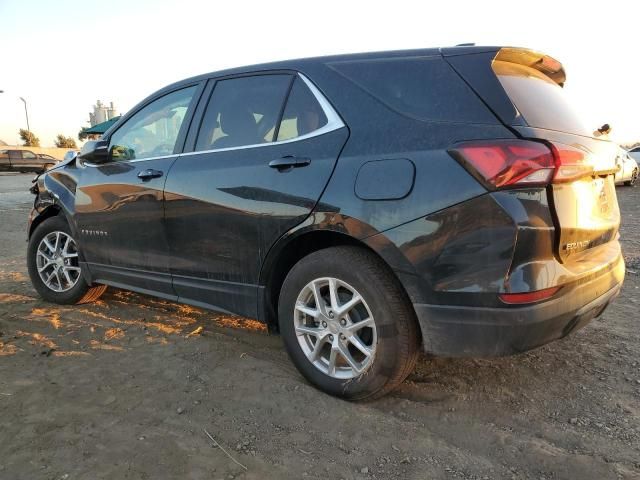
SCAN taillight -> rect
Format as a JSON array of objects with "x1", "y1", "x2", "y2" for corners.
[
  {"x1": 450, "y1": 139, "x2": 594, "y2": 189},
  {"x1": 450, "y1": 140, "x2": 555, "y2": 189},
  {"x1": 550, "y1": 142, "x2": 593, "y2": 182}
]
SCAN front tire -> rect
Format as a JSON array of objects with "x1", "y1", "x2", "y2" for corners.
[
  {"x1": 279, "y1": 246, "x2": 420, "y2": 400},
  {"x1": 27, "y1": 216, "x2": 107, "y2": 304}
]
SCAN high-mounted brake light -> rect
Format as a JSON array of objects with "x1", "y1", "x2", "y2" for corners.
[
  {"x1": 537, "y1": 56, "x2": 563, "y2": 75},
  {"x1": 450, "y1": 140, "x2": 595, "y2": 190}
]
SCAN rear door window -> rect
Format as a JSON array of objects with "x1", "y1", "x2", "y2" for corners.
[
  {"x1": 276, "y1": 77, "x2": 328, "y2": 141},
  {"x1": 195, "y1": 75, "x2": 293, "y2": 151},
  {"x1": 329, "y1": 56, "x2": 497, "y2": 124}
]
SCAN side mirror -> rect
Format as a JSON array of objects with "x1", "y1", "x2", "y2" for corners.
[{"x1": 78, "y1": 140, "x2": 110, "y2": 164}]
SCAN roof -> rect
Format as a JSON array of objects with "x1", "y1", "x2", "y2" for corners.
[
  {"x1": 160, "y1": 46, "x2": 500, "y2": 91},
  {"x1": 101, "y1": 46, "x2": 503, "y2": 139},
  {"x1": 83, "y1": 116, "x2": 121, "y2": 135}
]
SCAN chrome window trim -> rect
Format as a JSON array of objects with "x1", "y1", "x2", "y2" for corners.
[
  {"x1": 83, "y1": 153, "x2": 177, "y2": 167},
  {"x1": 180, "y1": 73, "x2": 345, "y2": 158},
  {"x1": 84, "y1": 73, "x2": 344, "y2": 167}
]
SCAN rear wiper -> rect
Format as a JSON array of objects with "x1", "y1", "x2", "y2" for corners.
[{"x1": 594, "y1": 123, "x2": 611, "y2": 137}]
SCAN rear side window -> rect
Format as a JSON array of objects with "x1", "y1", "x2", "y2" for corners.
[
  {"x1": 195, "y1": 75, "x2": 293, "y2": 151},
  {"x1": 277, "y1": 77, "x2": 328, "y2": 141},
  {"x1": 493, "y1": 61, "x2": 592, "y2": 136},
  {"x1": 328, "y1": 56, "x2": 496, "y2": 124}
]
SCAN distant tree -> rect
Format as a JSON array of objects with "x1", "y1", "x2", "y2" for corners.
[
  {"x1": 54, "y1": 134, "x2": 77, "y2": 148},
  {"x1": 78, "y1": 128, "x2": 89, "y2": 141},
  {"x1": 19, "y1": 129, "x2": 40, "y2": 147}
]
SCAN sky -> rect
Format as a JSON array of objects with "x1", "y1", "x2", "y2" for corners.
[{"x1": 0, "y1": 0, "x2": 638, "y2": 147}]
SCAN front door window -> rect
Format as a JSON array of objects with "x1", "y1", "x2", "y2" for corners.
[{"x1": 109, "y1": 87, "x2": 196, "y2": 161}]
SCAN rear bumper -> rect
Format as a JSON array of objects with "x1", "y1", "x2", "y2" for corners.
[{"x1": 414, "y1": 255, "x2": 625, "y2": 356}]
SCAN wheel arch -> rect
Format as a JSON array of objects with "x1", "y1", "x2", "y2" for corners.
[
  {"x1": 29, "y1": 171, "x2": 79, "y2": 239},
  {"x1": 28, "y1": 204, "x2": 62, "y2": 239},
  {"x1": 258, "y1": 221, "x2": 422, "y2": 333}
]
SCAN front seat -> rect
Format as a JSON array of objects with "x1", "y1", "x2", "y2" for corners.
[{"x1": 212, "y1": 105, "x2": 260, "y2": 149}]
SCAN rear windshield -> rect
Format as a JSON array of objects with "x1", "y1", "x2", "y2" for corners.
[
  {"x1": 329, "y1": 56, "x2": 497, "y2": 124},
  {"x1": 493, "y1": 60, "x2": 592, "y2": 136}
]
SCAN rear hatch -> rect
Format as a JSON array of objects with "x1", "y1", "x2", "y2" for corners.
[{"x1": 445, "y1": 47, "x2": 620, "y2": 263}]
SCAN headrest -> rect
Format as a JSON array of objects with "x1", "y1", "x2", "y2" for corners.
[{"x1": 219, "y1": 104, "x2": 257, "y2": 136}]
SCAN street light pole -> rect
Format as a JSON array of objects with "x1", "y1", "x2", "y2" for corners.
[{"x1": 19, "y1": 97, "x2": 30, "y2": 133}]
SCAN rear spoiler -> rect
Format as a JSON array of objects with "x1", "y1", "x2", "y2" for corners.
[{"x1": 494, "y1": 47, "x2": 566, "y2": 87}]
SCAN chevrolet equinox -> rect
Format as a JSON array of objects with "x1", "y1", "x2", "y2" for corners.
[{"x1": 27, "y1": 46, "x2": 625, "y2": 399}]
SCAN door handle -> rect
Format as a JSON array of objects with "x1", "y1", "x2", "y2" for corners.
[
  {"x1": 268, "y1": 156, "x2": 311, "y2": 171},
  {"x1": 137, "y1": 168, "x2": 163, "y2": 180}
]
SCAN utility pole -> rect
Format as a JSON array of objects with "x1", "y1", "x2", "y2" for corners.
[{"x1": 19, "y1": 97, "x2": 30, "y2": 133}]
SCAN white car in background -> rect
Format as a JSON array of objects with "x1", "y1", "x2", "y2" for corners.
[{"x1": 615, "y1": 147, "x2": 638, "y2": 186}]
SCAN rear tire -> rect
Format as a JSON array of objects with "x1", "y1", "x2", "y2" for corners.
[
  {"x1": 624, "y1": 169, "x2": 637, "y2": 186},
  {"x1": 27, "y1": 216, "x2": 107, "y2": 304},
  {"x1": 279, "y1": 246, "x2": 420, "y2": 400}
]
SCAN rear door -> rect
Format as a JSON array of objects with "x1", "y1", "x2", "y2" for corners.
[
  {"x1": 20, "y1": 150, "x2": 41, "y2": 170},
  {"x1": 164, "y1": 73, "x2": 348, "y2": 317},
  {"x1": 447, "y1": 48, "x2": 620, "y2": 264},
  {"x1": 491, "y1": 58, "x2": 619, "y2": 262}
]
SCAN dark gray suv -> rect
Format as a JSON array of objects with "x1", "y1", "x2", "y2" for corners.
[{"x1": 27, "y1": 46, "x2": 625, "y2": 399}]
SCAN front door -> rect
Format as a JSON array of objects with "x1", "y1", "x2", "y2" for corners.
[
  {"x1": 14, "y1": 150, "x2": 38, "y2": 171},
  {"x1": 75, "y1": 85, "x2": 200, "y2": 295},
  {"x1": 163, "y1": 74, "x2": 348, "y2": 317}
]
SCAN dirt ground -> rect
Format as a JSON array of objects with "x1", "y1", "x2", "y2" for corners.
[{"x1": 0, "y1": 172, "x2": 638, "y2": 480}]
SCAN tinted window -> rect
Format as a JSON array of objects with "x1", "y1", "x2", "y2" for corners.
[
  {"x1": 276, "y1": 77, "x2": 328, "y2": 141},
  {"x1": 195, "y1": 75, "x2": 292, "y2": 151},
  {"x1": 109, "y1": 86, "x2": 196, "y2": 161},
  {"x1": 493, "y1": 61, "x2": 591, "y2": 136},
  {"x1": 329, "y1": 57, "x2": 496, "y2": 123}
]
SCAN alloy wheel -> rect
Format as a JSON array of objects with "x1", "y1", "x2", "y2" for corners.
[
  {"x1": 293, "y1": 277, "x2": 377, "y2": 379},
  {"x1": 36, "y1": 231, "x2": 81, "y2": 292}
]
